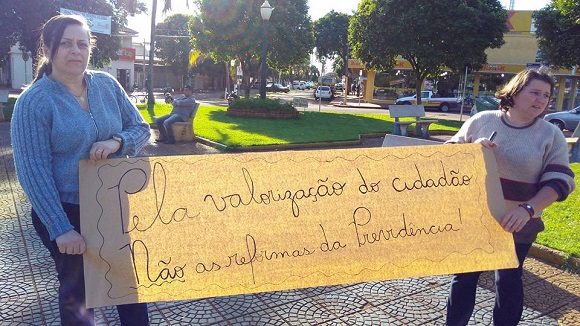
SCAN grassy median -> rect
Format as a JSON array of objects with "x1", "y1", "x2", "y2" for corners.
[{"x1": 139, "y1": 103, "x2": 461, "y2": 147}]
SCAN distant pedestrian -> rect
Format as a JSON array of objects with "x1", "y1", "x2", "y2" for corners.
[
  {"x1": 10, "y1": 14, "x2": 150, "y2": 325},
  {"x1": 155, "y1": 84, "x2": 196, "y2": 144},
  {"x1": 445, "y1": 68, "x2": 575, "y2": 325}
]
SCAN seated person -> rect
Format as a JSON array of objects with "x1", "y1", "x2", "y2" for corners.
[{"x1": 156, "y1": 85, "x2": 196, "y2": 144}]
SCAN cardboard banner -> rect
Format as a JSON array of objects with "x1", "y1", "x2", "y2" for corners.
[{"x1": 79, "y1": 144, "x2": 517, "y2": 308}]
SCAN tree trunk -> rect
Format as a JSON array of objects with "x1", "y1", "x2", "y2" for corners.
[{"x1": 415, "y1": 75, "x2": 425, "y2": 104}]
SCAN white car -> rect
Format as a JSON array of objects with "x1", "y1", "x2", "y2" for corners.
[
  {"x1": 292, "y1": 81, "x2": 305, "y2": 90},
  {"x1": 314, "y1": 86, "x2": 333, "y2": 100}
]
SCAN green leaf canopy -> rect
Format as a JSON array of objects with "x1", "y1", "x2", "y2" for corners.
[{"x1": 350, "y1": 0, "x2": 507, "y2": 101}]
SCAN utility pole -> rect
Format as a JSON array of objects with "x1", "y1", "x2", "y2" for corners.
[{"x1": 147, "y1": 0, "x2": 157, "y2": 118}]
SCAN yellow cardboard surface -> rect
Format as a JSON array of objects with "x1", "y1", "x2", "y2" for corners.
[{"x1": 79, "y1": 144, "x2": 517, "y2": 308}]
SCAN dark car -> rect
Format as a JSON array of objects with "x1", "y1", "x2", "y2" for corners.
[
  {"x1": 543, "y1": 106, "x2": 580, "y2": 131},
  {"x1": 266, "y1": 83, "x2": 290, "y2": 93}
]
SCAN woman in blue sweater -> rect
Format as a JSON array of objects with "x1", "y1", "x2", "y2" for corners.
[{"x1": 11, "y1": 15, "x2": 150, "y2": 325}]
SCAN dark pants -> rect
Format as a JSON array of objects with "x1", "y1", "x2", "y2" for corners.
[
  {"x1": 32, "y1": 203, "x2": 149, "y2": 326},
  {"x1": 446, "y1": 242, "x2": 532, "y2": 326},
  {"x1": 156, "y1": 114, "x2": 185, "y2": 141}
]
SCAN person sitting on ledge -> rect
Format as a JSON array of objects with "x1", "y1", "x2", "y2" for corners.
[{"x1": 155, "y1": 84, "x2": 196, "y2": 144}]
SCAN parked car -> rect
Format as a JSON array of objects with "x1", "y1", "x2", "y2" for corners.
[
  {"x1": 266, "y1": 83, "x2": 290, "y2": 93},
  {"x1": 314, "y1": 86, "x2": 333, "y2": 100},
  {"x1": 335, "y1": 82, "x2": 344, "y2": 91},
  {"x1": 292, "y1": 81, "x2": 305, "y2": 90},
  {"x1": 543, "y1": 106, "x2": 580, "y2": 131}
]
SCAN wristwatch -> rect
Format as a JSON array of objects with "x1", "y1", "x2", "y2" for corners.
[
  {"x1": 112, "y1": 135, "x2": 123, "y2": 148},
  {"x1": 518, "y1": 203, "x2": 535, "y2": 218}
]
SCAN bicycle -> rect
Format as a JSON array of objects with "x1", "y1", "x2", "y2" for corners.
[{"x1": 129, "y1": 92, "x2": 148, "y2": 103}]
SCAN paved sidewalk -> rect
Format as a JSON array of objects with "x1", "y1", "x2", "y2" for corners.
[{"x1": 1, "y1": 121, "x2": 579, "y2": 325}]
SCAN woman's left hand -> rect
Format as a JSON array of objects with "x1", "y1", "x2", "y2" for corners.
[
  {"x1": 500, "y1": 206, "x2": 531, "y2": 233},
  {"x1": 89, "y1": 139, "x2": 121, "y2": 164}
]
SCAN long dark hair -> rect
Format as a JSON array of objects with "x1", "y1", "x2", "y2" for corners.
[
  {"x1": 32, "y1": 15, "x2": 92, "y2": 84},
  {"x1": 495, "y1": 68, "x2": 555, "y2": 112}
]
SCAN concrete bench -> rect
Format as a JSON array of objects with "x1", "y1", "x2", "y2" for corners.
[
  {"x1": 568, "y1": 137, "x2": 579, "y2": 163},
  {"x1": 388, "y1": 105, "x2": 438, "y2": 139},
  {"x1": 0, "y1": 89, "x2": 8, "y2": 122},
  {"x1": 171, "y1": 102, "x2": 200, "y2": 142}
]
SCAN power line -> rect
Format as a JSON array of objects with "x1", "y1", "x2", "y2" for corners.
[{"x1": 155, "y1": 35, "x2": 191, "y2": 38}]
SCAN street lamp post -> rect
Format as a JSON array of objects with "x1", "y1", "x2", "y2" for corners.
[{"x1": 259, "y1": 1, "x2": 273, "y2": 100}]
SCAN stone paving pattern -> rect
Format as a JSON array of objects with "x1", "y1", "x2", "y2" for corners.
[{"x1": 1, "y1": 120, "x2": 579, "y2": 325}]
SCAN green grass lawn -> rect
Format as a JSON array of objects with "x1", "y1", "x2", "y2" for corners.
[
  {"x1": 139, "y1": 103, "x2": 579, "y2": 262},
  {"x1": 538, "y1": 163, "x2": 580, "y2": 261},
  {"x1": 138, "y1": 104, "x2": 462, "y2": 147}
]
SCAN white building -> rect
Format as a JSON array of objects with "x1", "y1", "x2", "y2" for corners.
[
  {"x1": 1, "y1": 26, "x2": 139, "y2": 92},
  {"x1": 2, "y1": 45, "x2": 33, "y2": 89}
]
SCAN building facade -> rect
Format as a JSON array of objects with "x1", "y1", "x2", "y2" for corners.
[{"x1": 356, "y1": 11, "x2": 579, "y2": 111}]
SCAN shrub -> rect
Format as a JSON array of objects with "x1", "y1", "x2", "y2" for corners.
[
  {"x1": 228, "y1": 97, "x2": 297, "y2": 113},
  {"x1": 1, "y1": 97, "x2": 17, "y2": 120}
]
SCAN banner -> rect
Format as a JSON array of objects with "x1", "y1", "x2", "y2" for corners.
[
  {"x1": 80, "y1": 144, "x2": 517, "y2": 308},
  {"x1": 60, "y1": 8, "x2": 112, "y2": 35}
]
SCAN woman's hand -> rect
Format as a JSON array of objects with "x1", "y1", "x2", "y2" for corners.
[
  {"x1": 474, "y1": 137, "x2": 498, "y2": 149},
  {"x1": 55, "y1": 229, "x2": 86, "y2": 255},
  {"x1": 89, "y1": 139, "x2": 121, "y2": 164},
  {"x1": 500, "y1": 206, "x2": 531, "y2": 233}
]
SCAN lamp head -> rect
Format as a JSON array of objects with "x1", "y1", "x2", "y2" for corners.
[{"x1": 261, "y1": 0, "x2": 274, "y2": 21}]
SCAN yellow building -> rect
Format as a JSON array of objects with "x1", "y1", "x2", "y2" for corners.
[{"x1": 354, "y1": 11, "x2": 579, "y2": 111}]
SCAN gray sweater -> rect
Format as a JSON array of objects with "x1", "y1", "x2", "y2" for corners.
[
  {"x1": 170, "y1": 94, "x2": 196, "y2": 119},
  {"x1": 11, "y1": 71, "x2": 151, "y2": 240}
]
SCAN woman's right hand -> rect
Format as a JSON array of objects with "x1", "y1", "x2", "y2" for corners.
[
  {"x1": 55, "y1": 229, "x2": 86, "y2": 255},
  {"x1": 474, "y1": 137, "x2": 498, "y2": 149}
]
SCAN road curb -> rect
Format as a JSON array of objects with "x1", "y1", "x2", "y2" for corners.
[
  {"x1": 529, "y1": 243, "x2": 580, "y2": 271},
  {"x1": 332, "y1": 103, "x2": 387, "y2": 110}
]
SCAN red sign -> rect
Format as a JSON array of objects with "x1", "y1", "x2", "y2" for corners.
[{"x1": 118, "y1": 48, "x2": 136, "y2": 62}]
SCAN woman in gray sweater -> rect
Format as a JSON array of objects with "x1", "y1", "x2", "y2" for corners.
[
  {"x1": 445, "y1": 69, "x2": 575, "y2": 325},
  {"x1": 11, "y1": 15, "x2": 150, "y2": 325}
]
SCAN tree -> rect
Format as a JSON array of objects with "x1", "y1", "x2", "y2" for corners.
[
  {"x1": 144, "y1": 0, "x2": 183, "y2": 115},
  {"x1": 0, "y1": 0, "x2": 138, "y2": 68},
  {"x1": 189, "y1": 0, "x2": 313, "y2": 97},
  {"x1": 116, "y1": 0, "x2": 147, "y2": 15},
  {"x1": 350, "y1": 0, "x2": 507, "y2": 103},
  {"x1": 314, "y1": 11, "x2": 350, "y2": 77},
  {"x1": 534, "y1": 0, "x2": 580, "y2": 68},
  {"x1": 155, "y1": 13, "x2": 194, "y2": 89}
]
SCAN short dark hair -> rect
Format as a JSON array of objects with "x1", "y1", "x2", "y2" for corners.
[
  {"x1": 495, "y1": 68, "x2": 555, "y2": 112},
  {"x1": 184, "y1": 85, "x2": 193, "y2": 91}
]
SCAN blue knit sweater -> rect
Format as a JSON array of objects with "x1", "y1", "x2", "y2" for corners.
[{"x1": 11, "y1": 71, "x2": 151, "y2": 240}]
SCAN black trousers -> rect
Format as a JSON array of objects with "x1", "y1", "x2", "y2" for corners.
[
  {"x1": 446, "y1": 242, "x2": 532, "y2": 326},
  {"x1": 32, "y1": 203, "x2": 149, "y2": 325}
]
